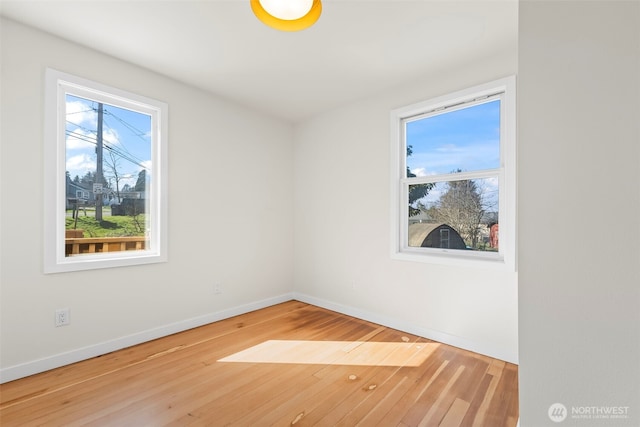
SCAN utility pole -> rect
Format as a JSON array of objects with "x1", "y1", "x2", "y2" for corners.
[{"x1": 95, "y1": 103, "x2": 104, "y2": 221}]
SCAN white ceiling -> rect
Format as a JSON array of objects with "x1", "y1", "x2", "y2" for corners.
[{"x1": 0, "y1": 0, "x2": 518, "y2": 122}]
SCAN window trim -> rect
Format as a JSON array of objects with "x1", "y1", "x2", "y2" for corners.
[
  {"x1": 390, "y1": 76, "x2": 516, "y2": 271},
  {"x1": 44, "y1": 68, "x2": 168, "y2": 273}
]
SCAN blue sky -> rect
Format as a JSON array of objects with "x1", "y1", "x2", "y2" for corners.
[
  {"x1": 406, "y1": 99, "x2": 500, "y2": 177},
  {"x1": 406, "y1": 100, "x2": 501, "y2": 211},
  {"x1": 65, "y1": 94, "x2": 151, "y2": 192}
]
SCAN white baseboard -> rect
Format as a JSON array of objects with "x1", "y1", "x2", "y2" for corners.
[
  {"x1": 292, "y1": 292, "x2": 519, "y2": 365},
  {"x1": 1, "y1": 291, "x2": 517, "y2": 383},
  {"x1": 0, "y1": 293, "x2": 294, "y2": 384}
]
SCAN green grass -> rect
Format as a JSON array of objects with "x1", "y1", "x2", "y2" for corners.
[{"x1": 66, "y1": 213, "x2": 146, "y2": 238}]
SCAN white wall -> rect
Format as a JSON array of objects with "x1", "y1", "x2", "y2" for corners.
[
  {"x1": 292, "y1": 51, "x2": 519, "y2": 363},
  {"x1": 0, "y1": 19, "x2": 294, "y2": 381},
  {"x1": 518, "y1": 2, "x2": 640, "y2": 426}
]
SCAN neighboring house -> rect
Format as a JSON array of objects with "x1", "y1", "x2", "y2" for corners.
[
  {"x1": 118, "y1": 191, "x2": 144, "y2": 200},
  {"x1": 408, "y1": 222, "x2": 467, "y2": 249},
  {"x1": 408, "y1": 210, "x2": 433, "y2": 225},
  {"x1": 65, "y1": 180, "x2": 92, "y2": 210}
]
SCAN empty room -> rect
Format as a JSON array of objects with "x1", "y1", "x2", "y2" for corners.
[{"x1": 1, "y1": 1, "x2": 638, "y2": 426}]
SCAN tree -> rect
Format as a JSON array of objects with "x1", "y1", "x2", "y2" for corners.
[
  {"x1": 79, "y1": 171, "x2": 96, "y2": 188},
  {"x1": 134, "y1": 169, "x2": 147, "y2": 192},
  {"x1": 407, "y1": 145, "x2": 434, "y2": 217},
  {"x1": 428, "y1": 170, "x2": 485, "y2": 248},
  {"x1": 104, "y1": 150, "x2": 124, "y2": 203}
]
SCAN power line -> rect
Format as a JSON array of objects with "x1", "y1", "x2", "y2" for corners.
[
  {"x1": 66, "y1": 120, "x2": 97, "y2": 135},
  {"x1": 64, "y1": 100, "x2": 151, "y2": 173},
  {"x1": 65, "y1": 130, "x2": 148, "y2": 170},
  {"x1": 104, "y1": 108, "x2": 149, "y2": 142},
  {"x1": 66, "y1": 108, "x2": 95, "y2": 115},
  {"x1": 104, "y1": 143, "x2": 148, "y2": 170},
  {"x1": 69, "y1": 118, "x2": 147, "y2": 168},
  {"x1": 102, "y1": 120, "x2": 145, "y2": 165}
]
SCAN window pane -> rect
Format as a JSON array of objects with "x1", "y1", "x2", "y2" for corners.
[
  {"x1": 408, "y1": 177, "x2": 499, "y2": 251},
  {"x1": 405, "y1": 100, "x2": 500, "y2": 177},
  {"x1": 65, "y1": 94, "x2": 152, "y2": 257}
]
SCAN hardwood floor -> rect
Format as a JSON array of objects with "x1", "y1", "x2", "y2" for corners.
[{"x1": 0, "y1": 301, "x2": 518, "y2": 426}]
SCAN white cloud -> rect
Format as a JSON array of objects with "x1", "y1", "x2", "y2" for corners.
[
  {"x1": 66, "y1": 153, "x2": 94, "y2": 178},
  {"x1": 435, "y1": 143, "x2": 463, "y2": 153},
  {"x1": 103, "y1": 128, "x2": 120, "y2": 146},
  {"x1": 66, "y1": 100, "x2": 96, "y2": 128},
  {"x1": 408, "y1": 139, "x2": 500, "y2": 175},
  {"x1": 118, "y1": 175, "x2": 138, "y2": 189},
  {"x1": 66, "y1": 128, "x2": 95, "y2": 150},
  {"x1": 410, "y1": 167, "x2": 428, "y2": 177}
]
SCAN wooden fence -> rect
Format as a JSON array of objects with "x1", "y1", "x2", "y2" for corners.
[{"x1": 65, "y1": 236, "x2": 147, "y2": 256}]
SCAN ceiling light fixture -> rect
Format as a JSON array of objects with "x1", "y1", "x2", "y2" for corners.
[{"x1": 251, "y1": 0, "x2": 322, "y2": 32}]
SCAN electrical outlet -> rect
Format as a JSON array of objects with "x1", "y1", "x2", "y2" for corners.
[
  {"x1": 213, "y1": 283, "x2": 223, "y2": 294},
  {"x1": 55, "y1": 308, "x2": 70, "y2": 327}
]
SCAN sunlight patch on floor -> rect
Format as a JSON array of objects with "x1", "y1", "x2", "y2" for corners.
[{"x1": 218, "y1": 340, "x2": 439, "y2": 367}]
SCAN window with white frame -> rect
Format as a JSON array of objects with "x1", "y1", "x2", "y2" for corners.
[
  {"x1": 44, "y1": 69, "x2": 168, "y2": 273},
  {"x1": 390, "y1": 77, "x2": 516, "y2": 270}
]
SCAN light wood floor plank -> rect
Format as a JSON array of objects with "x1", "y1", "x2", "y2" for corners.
[
  {"x1": 0, "y1": 301, "x2": 518, "y2": 427},
  {"x1": 417, "y1": 365, "x2": 466, "y2": 427},
  {"x1": 439, "y1": 398, "x2": 471, "y2": 427}
]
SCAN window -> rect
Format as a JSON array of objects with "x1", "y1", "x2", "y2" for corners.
[
  {"x1": 390, "y1": 77, "x2": 515, "y2": 270},
  {"x1": 44, "y1": 69, "x2": 168, "y2": 273}
]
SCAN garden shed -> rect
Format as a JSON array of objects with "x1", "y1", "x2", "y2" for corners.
[{"x1": 408, "y1": 223, "x2": 467, "y2": 249}]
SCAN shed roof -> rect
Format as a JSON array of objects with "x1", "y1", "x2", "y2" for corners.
[{"x1": 408, "y1": 223, "x2": 448, "y2": 247}]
